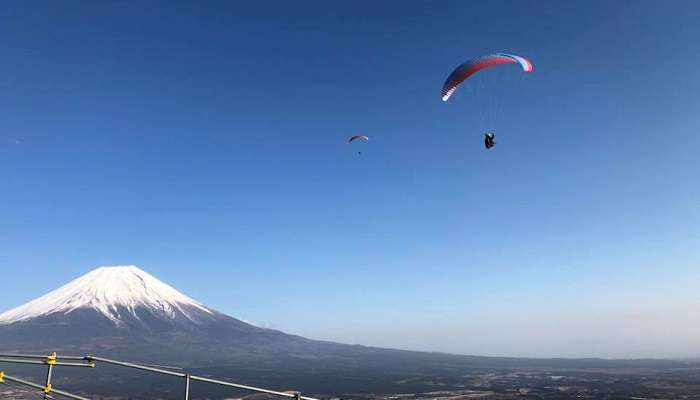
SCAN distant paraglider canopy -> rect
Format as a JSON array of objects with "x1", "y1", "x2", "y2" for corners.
[
  {"x1": 441, "y1": 53, "x2": 533, "y2": 102},
  {"x1": 348, "y1": 135, "x2": 369, "y2": 143}
]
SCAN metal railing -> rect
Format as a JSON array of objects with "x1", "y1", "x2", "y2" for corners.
[{"x1": 0, "y1": 352, "x2": 320, "y2": 400}]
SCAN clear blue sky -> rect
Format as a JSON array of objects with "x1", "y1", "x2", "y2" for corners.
[{"x1": 1, "y1": 1, "x2": 699, "y2": 358}]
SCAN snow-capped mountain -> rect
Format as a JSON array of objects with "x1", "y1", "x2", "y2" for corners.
[
  {"x1": 0, "y1": 265, "x2": 302, "y2": 365},
  {"x1": 0, "y1": 266, "x2": 213, "y2": 326}
]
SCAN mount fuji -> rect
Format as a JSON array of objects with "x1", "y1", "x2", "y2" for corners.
[
  {"x1": 0, "y1": 266, "x2": 356, "y2": 367},
  {"x1": 0, "y1": 266, "x2": 215, "y2": 326}
]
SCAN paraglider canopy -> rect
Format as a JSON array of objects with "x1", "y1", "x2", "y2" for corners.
[
  {"x1": 441, "y1": 53, "x2": 533, "y2": 102},
  {"x1": 348, "y1": 135, "x2": 369, "y2": 143}
]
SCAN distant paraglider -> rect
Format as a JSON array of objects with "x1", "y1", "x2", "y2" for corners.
[{"x1": 348, "y1": 135, "x2": 369, "y2": 155}]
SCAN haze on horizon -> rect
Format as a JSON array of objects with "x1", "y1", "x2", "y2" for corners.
[{"x1": 1, "y1": 1, "x2": 699, "y2": 359}]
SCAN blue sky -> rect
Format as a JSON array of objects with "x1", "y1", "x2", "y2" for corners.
[{"x1": 1, "y1": 1, "x2": 699, "y2": 358}]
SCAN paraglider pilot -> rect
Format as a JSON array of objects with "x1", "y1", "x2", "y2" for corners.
[{"x1": 484, "y1": 133, "x2": 495, "y2": 149}]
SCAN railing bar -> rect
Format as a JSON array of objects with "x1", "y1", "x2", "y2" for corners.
[
  {"x1": 87, "y1": 356, "x2": 187, "y2": 378},
  {"x1": 0, "y1": 354, "x2": 89, "y2": 361},
  {"x1": 0, "y1": 359, "x2": 94, "y2": 367},
  {"x1": 1, "y1": 373, "x2": 90, "y2": 400}
]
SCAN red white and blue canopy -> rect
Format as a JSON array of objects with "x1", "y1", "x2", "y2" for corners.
[{"x1": 441, "y1": 53, "x2": 533, "y2": 102}]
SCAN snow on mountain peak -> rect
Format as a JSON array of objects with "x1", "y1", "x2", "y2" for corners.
[{"x1": 0, "y1": 265, "x2": 213, "y2": 325}]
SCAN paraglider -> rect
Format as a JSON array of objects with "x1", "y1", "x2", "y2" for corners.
[
  {"x1": 441, "y1": 53, "x2": 533, "y2": 102},
  {"x1": 484, "y1": 133, "x2": 495, "y2": 149},
  {"x1": 441, "y1": 52, "x2": 533, "y2": 150},
  {"x1": 348, "y1": 135, "x2": 369, "y2": 155}
]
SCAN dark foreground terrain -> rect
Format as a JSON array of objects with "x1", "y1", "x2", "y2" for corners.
[{"x1": 2, "y1": 361, "x2": 700, "y2": 400}]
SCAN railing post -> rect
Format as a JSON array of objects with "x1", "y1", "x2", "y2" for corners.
[
  {"x1": 43, "y1": 352, "x2": 58, "y2": 400},
  {"x1": 184, "y1": 374, "x2": 190, "y2": 400}
]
